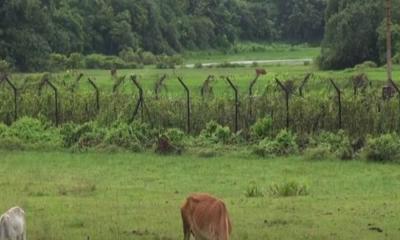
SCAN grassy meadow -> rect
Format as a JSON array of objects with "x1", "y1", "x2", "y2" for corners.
[
  {"x1": 10, "y1": 43, "x2": 399, "y2": 97},
  {"x1": 1, "y1": 150, "x2": 399, "y2": 240}
]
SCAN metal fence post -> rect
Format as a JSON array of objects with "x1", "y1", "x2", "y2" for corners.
[
  {"x1": 275, "y1": 78, "x2": 290, "y2": 129},
  {"x1": 130, "y1": 75, "x2": 144, "y2": 123},
  {"x1": 329, "y1": 79, "x2": 342, "y2": 129},
  {"x1": 177, "y1": 76, "x2": 191, "y2": 134},
  {"x1": 39, "y1": 77, "x2": 59, "y2": 126},
  {"x1": 88, "y1": 78, "x2": 100, "y2": 113},
  {"x1": 226, "y1": 77, "x2": 239, "y2": 133},
  {"x1": 0, "y1": 75, "x2": 18, "y2": 121}
]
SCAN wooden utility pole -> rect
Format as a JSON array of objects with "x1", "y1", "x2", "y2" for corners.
[{"x1": 386, "y1": 0, "x2": 393, "y2": 82}]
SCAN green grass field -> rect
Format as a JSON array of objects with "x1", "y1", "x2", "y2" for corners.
[
  {"x1": 13, "y1": 64, "x2": 399, "y2": 99},
  {"x1": 11, "y1": 43, "x2": 399, "y2": 97},
  {"x1": 183, "y1": 43, "x2": 319, "y2": 64},
  {"x1": 1, "y1": 150, "x2": 399, "y2": 240}
]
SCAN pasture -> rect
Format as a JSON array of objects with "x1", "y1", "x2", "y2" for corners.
[{"x1": 1, "y1": 150, "x2": 399, "y2": 240}]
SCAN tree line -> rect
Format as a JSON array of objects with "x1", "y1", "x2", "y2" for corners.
[
  {"x1": 319, "y1": 0, "x2": 400, "y2": 69},
  {"x1": 0, "y1": 0, "x2": 326, "y2": 71}
]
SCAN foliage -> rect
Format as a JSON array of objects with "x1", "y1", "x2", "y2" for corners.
[
  {"x1": 269, "y1": 181, "x2": 309, "y2": 197},
  {"x1": 364, "y1": 133, "x2": 400, "y2": 162},
  {"x1": 199, "y1": 121, "x2": 232, "y2": 144},
  {"x1": 250, "y1": 117, "x2": 273, "y2": 140},
  {"x1": 310, "y1": 131, "x2": 354, "y2": 160},
  {"x1": 245, "y1": 182, "x2": 264, "y2": 198},
  {"x1": 0, "y1": 0, "x2": 326, "y2": 71},
  {"x1": 304, "y1": 144, "x2": 332, "y2": 160},
  {"x1": 319, "y1": 0, "x2": 400, "y2": 69},
  {"x1": 254, "y1": 129, "x2": 298, "y2": 157},
  {"x1": 0, "y1": 117, "x2": 61, "y2": 149}
]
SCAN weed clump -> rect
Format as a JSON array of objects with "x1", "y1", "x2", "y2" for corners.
[
  {"x1": 268, "y1": 181, "x2": 309, "y2": 197},
  {"x1": 254, "y1": 129, "x2": 298, "y2": 157},
  {"x1": 364, "y1": 133, "x2": 400, "y2": 163}
]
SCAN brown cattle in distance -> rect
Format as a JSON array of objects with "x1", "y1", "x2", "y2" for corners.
[{"x1": 181, "y1": 193, "x2": 232, "y2": 240}]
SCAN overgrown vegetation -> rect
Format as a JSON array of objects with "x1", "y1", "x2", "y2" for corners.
[
  {"x1": 0, "y1": 116, "x2": 397, "y2": 164},
  {"x1": 0, "y1": 0, "x2": 326, "y2": 71}
]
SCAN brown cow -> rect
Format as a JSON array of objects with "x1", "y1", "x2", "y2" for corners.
[{"x1": 180, "y1": 193, "x2": 231, "y2": 240}]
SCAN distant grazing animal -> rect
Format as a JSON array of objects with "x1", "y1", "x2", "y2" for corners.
[
  {"x1": 180, "y1": 193, "x2": 231, "y2": 240},
  {"x1": 0, "y1": 207, "x2": 26, "y2": 240}
]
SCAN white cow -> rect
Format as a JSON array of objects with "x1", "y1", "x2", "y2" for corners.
[{"x1": 0, "y1": 207, "x2": 26, "y2": 240}]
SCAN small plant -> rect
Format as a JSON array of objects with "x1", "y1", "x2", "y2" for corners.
[
  {"x1": 245, "y1": 182, "x2": 264, "y2": 198},
  {"x1": 194, "y1": 63, "x2": 203, "y2": 68},
  {"x1": 364, "y1": 134, "x2": 400, "y2": 162},
  {"x1": 304, "y1": 144, "x2": 332, "y2": 160},
  {"x1": 200, "y1": 121, "x2": 232, "y2": 144},
  {"x1": 250, "y1": 117, "x2": 272, "y2": 140},
  {"x1": 269, "y1": 181, "x2": 309, "y2": 197},
  {"x1": 254, "y1": 129, "x2": 298, "y2": 156}
]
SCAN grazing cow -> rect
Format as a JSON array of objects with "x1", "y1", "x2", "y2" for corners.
[
  {"x1": 181, "y1": 193, "x2": 231, "y2": 240},
  {"x1": 0, "y1": 207, "x2": 26, "y2": 240}
]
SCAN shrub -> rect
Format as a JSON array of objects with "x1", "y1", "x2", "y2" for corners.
[
  {"x1": 365, "y1": 134, "x2": 400, "y2": 162},
  {"x1": 164, "y1": 128, "x2": 185, "y2": 147},
  {"x1": 85, "y1": 54, "x2": 128, "y2": 69},
  {"x1": 194, "y1": 63, "x2": 203, "y2": 68},
  {"x1": 119, "y1": 47, "x2": 140, "y2": 63},
  {"x1": 304, "y1": 144, "x2": 332, "y2": 160},
  {"x1": 0, "y1": 59, "x2": 11, "y2": 73},
  {"x1": 216, "y1": 62, "x2": 244, "y2": 68},
  {"x1": 60, "y1": 122, "x2": 105, "y2": 149},
  {"x1": 103, "y1": 122, "x2": 143, "y2": 152},
  {"x1": 268, "y1": 181, "x2": 309, "y2": 197},
  {"x1": 141, "y1": 51, "x2": 157, "y2": 65},
  {"x1": 200, "y1": 121, "x2": 232, "y2": 144},
  {"x1": 310, "y1": 131, "x2": 354, "y2": 160},
  {"x1": 254, "y1": 129, "x2": 298, "y2": 157},
  {"x1": 155, "y1": 134, "x2": 182, "y2": 155},
  {"x1": 0, "y1": 117, "x2": 61, "y2": 149},
  {"x1": 68, "y1": 53, "x2": 85, "y2": 69},
  {"x1": 6, "y1": 117, "x2": 61, "y2": 145},
  {"x1": 0, "y1": 123, "x2": 7, "y2": 136},
  {"x1": 48, "y1": 53, "x2": 68, "y2": 71},
  {"x1": 250, "y1": 117, "x2": 272, "y2": 140},
  {"x1": 354, "y1": 61, "x2": 378, "y2": 69}
]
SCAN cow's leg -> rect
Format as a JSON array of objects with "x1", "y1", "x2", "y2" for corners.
[{"x1": 181, "y1": 210, "x2": 191, "y2": 240}]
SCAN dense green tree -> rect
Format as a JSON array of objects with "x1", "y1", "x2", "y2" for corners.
[
  {"x1": 0, "y1": 0, "x2": 328, "y2": 71},
  {"x1": 319, "y1": 0, "x2": 400, "y2": 69}
]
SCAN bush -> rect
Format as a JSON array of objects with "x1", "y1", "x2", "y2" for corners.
[
  {"x1": 103, "y1": 122, "x2": 144, "y2": 152},
  {"x1": 85, "y1": 54, "x2": 129, "y2": 69},
  {"x1": 194, "y1": 63, "x2": 203, "y2": 68},
  {"x1": 140, "y1": 51, "x2": 157, "y2": 65},
  {"x1": 304, "y1": 144, "x2": 332, "y2": 160},
  {"x1": 68, "y1": 53, "x2": 85, "y2": 69},
  {"x1": 250, "y1": 117, "x2": 272, "y2": 140},
  {"x1": 0, "y1": 59, "x2": 11, "y2": 73},
  {"x1": 268, "y1": 181, "x2": 309, "y2": 197},
  {"x1": 365, "y1": 134, "x2": 400, "y2": 162},
  {"x1": 164, "y1": 128, "x2": 185, "y2": 147},
  {"x1": 199, "y1": 121, "x2": 232, "y2": 144},
  {"x1": 254, "y1": 129, "x2": 298, "y2": 157},
  {"x1": 60, "y1": 122, "x2": 105, "y2": 149},
  {"x1": 119, "y1": 47, "x2": 140, "y2": 63},
  {"x1": 1, "y1": 117, "x2": 61, "y2": 149},
  {"x1": 354, "y1": 61, "x2": 378, "y2": 69},
  {"x1": 48, "y1": 53, "x2": 68, "y2": 71}
]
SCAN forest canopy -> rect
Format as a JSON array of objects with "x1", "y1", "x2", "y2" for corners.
[{"x1": 0, "y1": 0, "x2": 326, "y2": 71}]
